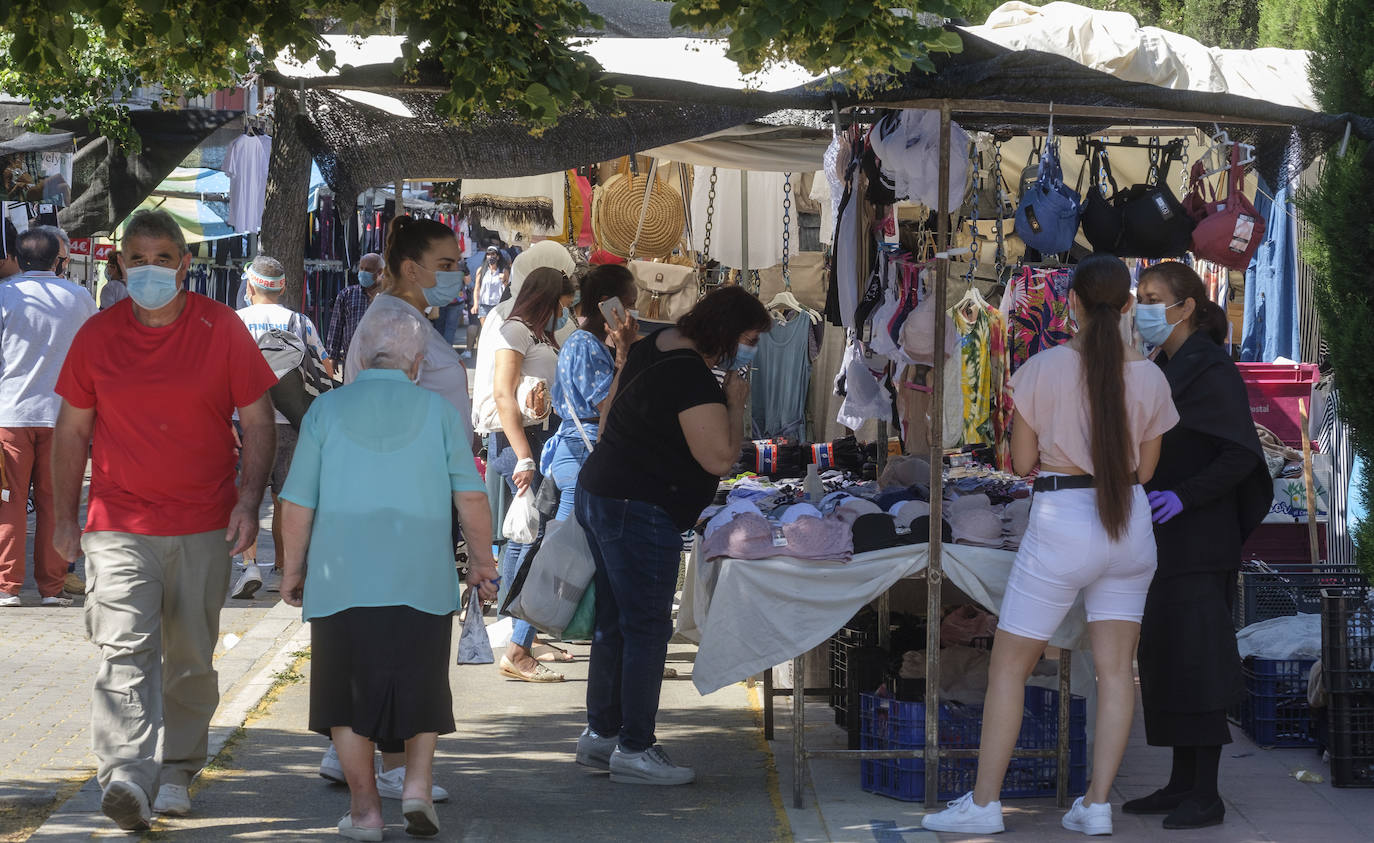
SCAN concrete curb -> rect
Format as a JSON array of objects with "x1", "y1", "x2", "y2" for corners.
[{"x1": 28, "y1": 600, "x2": 306, "y2": 841}]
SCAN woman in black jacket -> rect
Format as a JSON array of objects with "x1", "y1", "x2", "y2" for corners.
[{"x1": 1127, "y1": 262, "x2": 1272, "y2": 830}]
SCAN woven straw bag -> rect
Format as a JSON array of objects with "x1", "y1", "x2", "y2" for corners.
[{"x1": 592, "y1": 158, "x2": 684, "y2": 260}]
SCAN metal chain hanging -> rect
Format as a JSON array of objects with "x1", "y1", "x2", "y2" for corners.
[
  {"x1": 781, "y1": 172, "x2": 793, "y2": 290},
  {"x1": 1147, "y1": 138, "x2": 1162, "y2": 186},
  {"x1": 990, "y1": 142, "x2": 1006, "y2": 282},
  {"x1": 1178, "y1": 136, "x2": 1191, "y2": 196},
  {"x1": 964, "y1": 146, "x2": 981, "y2": 285},
  {"x1": 699, "y1": 167, "x2": 719, "y2": 300}
]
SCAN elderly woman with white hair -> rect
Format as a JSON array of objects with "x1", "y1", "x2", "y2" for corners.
[{"x1": 278, "y1": 305, "x2": 498, "y2": 842}]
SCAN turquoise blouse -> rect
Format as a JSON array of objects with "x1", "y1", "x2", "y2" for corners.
[{"x1": 280, "y1": 368, "x2": 485, "y2": 621}]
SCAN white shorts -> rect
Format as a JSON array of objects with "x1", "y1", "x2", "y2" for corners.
[{"x1": 998, "y1": 482, "x2": 1158, "y2": 641}]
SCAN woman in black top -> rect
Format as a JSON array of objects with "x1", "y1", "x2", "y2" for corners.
[
  {"x1": 574, "y1": 286, "x2": 770, "y2": 786},
  {"x1": 1128, "y1": 262, "x2": 1271, "y2": 829}
]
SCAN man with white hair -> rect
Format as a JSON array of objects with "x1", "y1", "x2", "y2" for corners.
[
  {"x1": 326, "y1": 252, "x2": 382, "y2": 371},
  {"x1": 233, "y1": 255, "x2": 333, "y2": 599}
]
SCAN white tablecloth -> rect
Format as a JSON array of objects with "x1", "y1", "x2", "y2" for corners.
[{"x1": 680, "y1": 541, "x2": 1090, "y2": 696}]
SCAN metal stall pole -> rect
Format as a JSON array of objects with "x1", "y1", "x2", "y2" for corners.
[
  {"x1": 740, "y1": 173, "x2": 750, "y2": 277},
  {"x1": 924, "y1": 101, "x2": 953, "y2": 807}
]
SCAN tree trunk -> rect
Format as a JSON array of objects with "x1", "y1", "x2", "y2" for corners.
[{"x1": 258, "y1": 88, "x2": 312, "y2": 310}]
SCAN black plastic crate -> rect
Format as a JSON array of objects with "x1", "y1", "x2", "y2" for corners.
[
  {"x1": 1322, "y1": 587, "x2": 1374, "y2": 696},
  {"x1": 1235, "y1": 568, "x2": 1368, "y2": 630},
  {"x1": 828, "y1": 625, "x2": 882, "y2": 737},
  {"x1": 1330, "y1": 691, "x2": 1374, "y2": 787},
  {"x1": 1228, "y1": 657, "x2": 1316, "y2": 747}
]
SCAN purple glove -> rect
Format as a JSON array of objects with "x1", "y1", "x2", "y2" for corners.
[{"x1": 1147, "y1": 491, "x2": 1183, "y2": 524}]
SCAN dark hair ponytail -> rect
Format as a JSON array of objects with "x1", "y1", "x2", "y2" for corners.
[
  {"x1": 1071, "y1": 254, "x2": 1134, "y2": 540},
  {"x1": 381, "y1": 216, "x2": 457, "y2": 294},
  {"x1": 1138, "y1": 261, "x2": 1228, "y2": 345}
]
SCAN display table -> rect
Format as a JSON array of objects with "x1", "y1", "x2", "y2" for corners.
[{"x1": 678, "y1": 540, "x2": 1090, "y2": 807}]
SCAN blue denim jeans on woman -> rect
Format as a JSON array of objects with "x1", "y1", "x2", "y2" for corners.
[{"x1": 575, "y1": 486, "x2": 684, "y2": 753}]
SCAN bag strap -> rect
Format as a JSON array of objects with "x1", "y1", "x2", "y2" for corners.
[
  {"x1": 629, "y1": 158, "x2": 660, "y2": 260},
  {"x1": 565, "y1": 395, "x2": 595, "y2": 452},
  {"x1": 1227, "y1": 142, "x2": 1245, "y2": 199}
]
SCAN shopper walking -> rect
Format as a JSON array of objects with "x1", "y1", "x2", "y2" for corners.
[
  {"x1": 574, "y1": 286, "x2": 770, "y2": 785},
  {"x1": 1126, "y1": 262, "x2": 1271, "y2": 830},
  {"x1": 279, "y1": 304, "x2": 497, "y2": 842},
  {"x1": 922, "y1": 254, "x2": 1179, "y2": 836},
  {"x1": 473, "y1": 266, "x2": 575, "y2": 682},
  {"x1": 99, "y1": 252, "x2": 129, "y2": 309},
  {"x1": 470, "y1": 245, "x2": 508, "y2": 330},
  {"x1": 326, "y1": 252, "x2": 381, "y2": 370},
  {"x1": 51, "y1": 209, "x2": 278, "y2": 831},
  {"x1": 0, "y1": 226, "x2": 96, "y2": 607},
  {"x1": 232, "y1": 255, "x2": 333, "y2": 599}
]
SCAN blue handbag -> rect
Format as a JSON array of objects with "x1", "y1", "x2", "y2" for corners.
[{"x1": 1014, "y1": 146, "x2": 1081, "y2": 256}]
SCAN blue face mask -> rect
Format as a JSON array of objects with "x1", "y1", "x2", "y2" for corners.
[
  {"x1": 127, "y1": 264, "x2": 180, "y2": 310},
  {"x1": 423, "y1": 269, "x2": 464, "y2": 308},
  {"x1": 732, "y1": 341, "x2": 759, "y2": 371},
  {"x1": 548, "y1": 307, "x2": 570, "y2": 332},
  {"x1": 358, "y1": 270, "x2": 375, "y2": 289},
  {"x1": 1134, "y1": 300, "x2": 1184, "y2": 346}
]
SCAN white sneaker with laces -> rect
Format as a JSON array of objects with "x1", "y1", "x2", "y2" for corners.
[
  {"x1": 608, "y1": 745, "x2": 695, "y2": 785},
  {"x1": 375, "y1": 764, "x2": 450, "y2": 802},
  {"x1": 921, "y1": 791, "x2": 1006, "y2": 834},
  {"x1": 575, "y1": 727, "x2": 618, "y2": 770},
  {"x1": 231, "y1": 565, "x2": 262, "y2": 599},
  {"x1": 0, "y1": 594, "x2": 20, "y2": 607},
  {"x1": 1062, "y1": 796, "x2": 1113, "y2": 835},
  {"x1": 153, "y1": 783, "x2": 192, "y2": 816},
  {"x1": 41, "y1": 595, "x2": 73, "y2": 607}
]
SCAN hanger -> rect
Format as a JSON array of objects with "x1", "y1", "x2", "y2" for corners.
[{"x1": 765, "y1": 289, "x2": 821, "y2": 323}]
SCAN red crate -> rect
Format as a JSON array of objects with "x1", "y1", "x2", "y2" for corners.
[{"x1": 1237, "y1": 363, "x2": 1319, "y2": 447}]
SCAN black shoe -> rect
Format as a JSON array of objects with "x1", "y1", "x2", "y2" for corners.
[
  {"x1": 1163, "y1": 796, "x2": 1225, "y2": 830},
  {"x1": 1122, "y1": 788, "x2": 1189, "y2": 815}
]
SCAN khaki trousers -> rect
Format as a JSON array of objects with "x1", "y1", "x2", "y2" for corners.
[{"x1": 82, "y1": 529, "x2": 231, "y2": 797}]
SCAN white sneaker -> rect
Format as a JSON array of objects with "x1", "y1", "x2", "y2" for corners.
[
  {"x1": 0, "y1": 594, "x2": 20, "y2": 607},
  {"x1": 153, "y1": 783, "x2": 192, "y2": 816},
  {"x1": 100, "y1": 781, "x2": 151, "y2": 831},
  {"x1": 375, "y1": 764, "x2": 450, "y2": 802},
  {"x1": 1062, "y1": 796, "x2": 1113, "y2": 836},
  {"x1": 319, "y1": 744, "x2": 346, "y2": 784},
  {"x1": 231, "y1": 565, "x2": 262, "y2": 600},
  {"x1": 922, "y1": 791, "x2": 1005, "y2": 834},
  {"x1": 41, "y1": 595, "x2": 73, "y2": 607},
  {"x1": 575, "y1": 727, "x2": 618, "y2": 770},
  {"x1": 608, "y1": 745, "x2": 695, "y2": 786}
]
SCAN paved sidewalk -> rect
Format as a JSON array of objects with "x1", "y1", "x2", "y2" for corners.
[{"x1": 96, "y1": 636, "x2": 785, "y2": 842}]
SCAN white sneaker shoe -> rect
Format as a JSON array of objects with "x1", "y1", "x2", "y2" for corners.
[
  {"x1": 153, "y1": 783, "x2": 192, "y2": 816},
  {"x1": 575, "y1": 727, "x2": 618, "y2": 770},
  {"x1": 375, "y1": 764, "x2": 450, "y2": 802},
  {"x1": 100, "y1": 781, "x2": 151, "y2": 831},
  {"x1": 922, "y1": 791, "x2": 1005, "y2": 834},
  {"x1": 320, "y1": 744, "x2": 345, "y2": 784},
  {"x1": 41, "y1": 595, "x2": 73, "y2": 607},
  {"x1": 608, "y1": 745, "x2": 695, "y2": 785},
  {"x1": 0, "y1": 594, "x2": 20, "y2": 607},
  {"x1": 231, "y1": 565, "x2": 262, "y2": 600},
  {"x1": 1062, "y1": 796, "x2": 1113, "y2": 835}
]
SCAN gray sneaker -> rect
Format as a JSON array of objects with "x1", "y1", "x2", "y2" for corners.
[
  {"x1": 101, "y1": 781, "x2": 151, "y2": 831},
  {"x1": 575, "y1": 727, "x2": 618, "y2": 770},
  {"x1": 608, "y1": 745, "x2": 695, "y2": 786}
]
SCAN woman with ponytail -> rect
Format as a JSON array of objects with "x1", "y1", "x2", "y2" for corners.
[
  {"x1": 925, "y1": 255, "x2": 1179, "y2": 837},
  {"x1": 1125, "y1": 262, "x2": 1271, "y2": 830}
]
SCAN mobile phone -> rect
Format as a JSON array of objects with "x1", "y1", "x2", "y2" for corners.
[{"x1": 599, "y1": 296, "x2": 627, "y2": 325}]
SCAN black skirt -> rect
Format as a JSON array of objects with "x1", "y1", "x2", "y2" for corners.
[
  {"x1": 1138, "y1": 570, "x2": 1244, "y2": 746},
  {"x1": 309, "y1": 606, "x2": 456, "y2": 745}
]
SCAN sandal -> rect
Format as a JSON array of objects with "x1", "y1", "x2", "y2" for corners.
[
  {"x1": 499, "y1": 655, "x2": 565, "y2": 683},
  {"x1": 532, "y1": 642, "x2": 575, "y2": 663}
]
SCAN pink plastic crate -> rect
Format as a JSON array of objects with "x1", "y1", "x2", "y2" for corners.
[{"x1": 1237, "y1": 363, "x2": 1319, "y2": 447}]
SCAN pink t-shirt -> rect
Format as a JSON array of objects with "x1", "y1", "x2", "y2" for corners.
[{"x1": 1009, "y1": 345, "x2": 1179, "y2": 473}]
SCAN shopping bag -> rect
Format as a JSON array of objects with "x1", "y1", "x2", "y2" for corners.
[
  {"x1": 502, "y1": 488, "x2": 540, "y2": 545},
  {"x1": 501, "y1": 514, "x2": 596, "y2": 636},
  {"x1": 562, "y1": 584, "x2": 596, "y2": 642},
  {"x1": 455, "y1": 589, "x2": 494, "y2": 665}
]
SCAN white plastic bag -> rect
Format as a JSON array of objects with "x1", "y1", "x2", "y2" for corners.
[
  {"x1": 455, "y1": 589, "x2": 494, "y2": 665},
  {"x1": 502, "y1": 488, "x2": 540, "y2": 544}
]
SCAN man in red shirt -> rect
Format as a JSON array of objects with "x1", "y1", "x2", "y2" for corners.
[{"x1": 52, "y1": 209, "x2": 278, "y2": 832}]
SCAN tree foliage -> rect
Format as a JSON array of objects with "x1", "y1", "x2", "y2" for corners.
[{"x1": 1299, "y1": 0, "x2": 1374, "y2": 582}]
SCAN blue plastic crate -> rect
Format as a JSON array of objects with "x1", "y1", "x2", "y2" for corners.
[
  {"x1": 858, "y1": 687, "x2": 1087, "y2": 802},
  {"x1": 1228, "y1": 657, "x2": 1317, "y2": 748}
]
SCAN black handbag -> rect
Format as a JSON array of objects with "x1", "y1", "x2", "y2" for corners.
[
  {"x1": 1078, "y1": 143, "x2": 1124, "y2": 253},
  {"x1": 1114, "y1": 140, "x2": 1195, "y2": 259}
]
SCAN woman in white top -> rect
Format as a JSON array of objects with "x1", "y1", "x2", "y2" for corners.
[
  {"x1": 924, "y1": 254, "x2": 1180, "y2": 837},
  {"x1": 488, "y1": 267, "x2": 575, "y2": 682}
]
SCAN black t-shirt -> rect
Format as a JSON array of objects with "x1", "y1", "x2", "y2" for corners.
[{"x1": 579, "y1": 330, "x2": 727, "y2": 530}]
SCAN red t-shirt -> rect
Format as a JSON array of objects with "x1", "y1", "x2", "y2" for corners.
[{"x1": 56, "y1": 294, "x2": 278, "y2": 536}]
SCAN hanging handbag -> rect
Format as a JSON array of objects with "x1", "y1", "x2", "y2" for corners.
[
  {"x1": 1078, "y1": 143, "x2": 1125, "y2": 253},
  {"x1": 1013, "y1": 144, "x2": 1081, "y2": 256},
  {"x1": 1191, "y1": 144, "x2": 1266, "y2": 270},
  {"x1": 1180, "y1": 160, "x2": 1214, "y2": 223},
  {"x1": 591, "y1": 157, "x2": 684, "y2": 260},
  {"x1": 629, "y1": 260, "x2": 697, "y2": 322},
  {"x1": 1114, "y1": 139, "x2": 1195, "y2": 259}
]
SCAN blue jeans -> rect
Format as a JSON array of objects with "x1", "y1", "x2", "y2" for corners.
[
  {"x1": 575, "y1": 487, "x2": 684, "y2": 752},
  {"x1": 437, "y1": 303, "x2": 465, "y2": 345},
  {"x1": 498, "y1": 540, "x2": 537, "y2": 650},
  {"x1": 545, "y1": 431, "x2": 593, "y2": 523}
]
